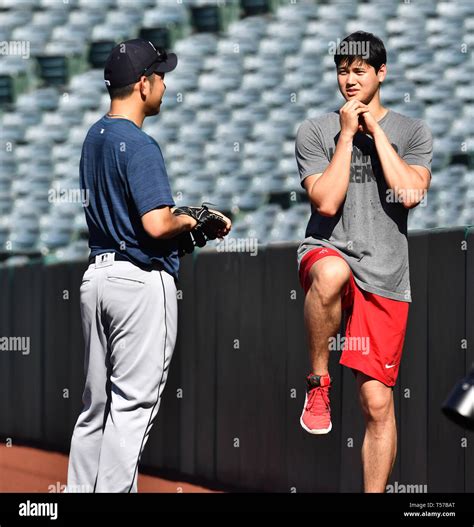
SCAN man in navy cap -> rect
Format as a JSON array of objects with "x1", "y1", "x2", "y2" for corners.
[
  {"x1": 103, "y1": 38, "x2": 178, "y2": 125},
  {"x1": 67, "y1": 39, "x2": 230, "y2": 493}
]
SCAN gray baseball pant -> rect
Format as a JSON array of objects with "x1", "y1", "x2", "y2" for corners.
[{"x1": 67, "y1": 253, "x2": 177, "y2": 492}]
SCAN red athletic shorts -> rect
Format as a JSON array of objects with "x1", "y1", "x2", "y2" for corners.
[{"x1": 299, "y1": 247, "x2": 409, "y2": 387}]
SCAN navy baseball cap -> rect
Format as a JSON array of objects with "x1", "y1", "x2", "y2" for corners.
[{"x1": 104, "y1": 39, "x2": 177, "y2": 89}]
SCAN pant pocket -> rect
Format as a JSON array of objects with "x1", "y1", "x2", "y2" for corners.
[{"x1": 106, "y1": 275, "x2": 146, "y2": 286}]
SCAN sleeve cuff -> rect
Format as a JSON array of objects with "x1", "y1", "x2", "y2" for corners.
[{"x1": 139, "y1": 200, "x2": 176, "y2": 217}]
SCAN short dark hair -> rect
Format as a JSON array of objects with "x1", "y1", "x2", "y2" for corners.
[
  {"x1": 333, "y1": 31, "x2": 387, "y2": 73},
  {"x1": 107, "y1": 72, "x2": 155, "y2": 100}
]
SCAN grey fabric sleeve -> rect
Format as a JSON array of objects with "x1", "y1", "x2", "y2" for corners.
[
  {"x1": 295, "y1": 119, "x2": 330, "y2": 186},
  {"x1": 401, "y1": 119, "x2": 433, "y2": 172}
]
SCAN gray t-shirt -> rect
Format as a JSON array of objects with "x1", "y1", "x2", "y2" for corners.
[{"x1": 295, "y1": 110, "x2": 433, "y2": 302}]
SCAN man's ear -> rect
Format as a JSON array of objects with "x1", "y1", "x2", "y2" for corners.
[
  {"x1": 377, "y1": 64, "x2": 387, "y2": 84},
  {"x1": 138, "y1": 75, "x2": 150, "y2": 97}
]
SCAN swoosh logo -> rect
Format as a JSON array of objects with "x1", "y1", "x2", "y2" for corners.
[{"x1": 385, "y1": 363, "x2": 397, "y2": 369}]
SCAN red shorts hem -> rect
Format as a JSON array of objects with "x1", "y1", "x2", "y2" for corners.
[{"x1": 339, "y1": 357, "x2": 396, "y2": 387}]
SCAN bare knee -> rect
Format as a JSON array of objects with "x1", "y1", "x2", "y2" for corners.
[
  {"x1": 360, "y1": 390, "x2": 393, "y2": 426},
  {"x1": 307, "y1": 257, "x2": 351, "y2": 305}
]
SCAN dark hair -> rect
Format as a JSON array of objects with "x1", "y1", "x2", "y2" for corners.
[
  {"x1": 107, "y1": 72, "x2": 155, "y2": 100},
  {"x1": 333, "y1": 31, "x2": 387, "y2": 73}
]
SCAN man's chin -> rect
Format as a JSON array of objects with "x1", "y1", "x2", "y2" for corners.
[
  {"x1": 346, "y1": 93, "x2": 373, "y2": 105},
  {"x1": 146, "y1": 107, "x2": 161, "y2": 117}
]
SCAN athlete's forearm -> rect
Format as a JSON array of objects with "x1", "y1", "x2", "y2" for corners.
[
  {"x1": 308, "y1": 133, "x2": 353, "y2": 216},
  {"x1": 372, "y1": 126, "x2": 428, "y2": 206},
  {"x1": 157, "y1": 214, "x2": 195, "y2": 239}
]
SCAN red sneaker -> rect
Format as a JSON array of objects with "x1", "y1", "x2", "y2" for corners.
[{"x1": 300, "y1": 373, "x2": 332, "y2": 434}]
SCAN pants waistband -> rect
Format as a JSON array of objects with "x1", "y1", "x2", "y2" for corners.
[{"x1": 88, "y1": 252, "x2": 164, "y2": 272}]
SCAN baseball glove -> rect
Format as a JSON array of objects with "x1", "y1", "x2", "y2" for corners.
[
  {"x1": 173, "y1": 204, "x2": 229, "y2": 241},
  {"x1": 173, "y1": 204, "x2": 230, "y2": 257},
  {"x1": 175, "y1": 228, "x2": 207, "y2": 257}
]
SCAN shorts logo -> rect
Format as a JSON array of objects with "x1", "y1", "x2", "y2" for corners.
[{"x1": 385, "y1": 363, "x2": 397, "y2": 369}]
